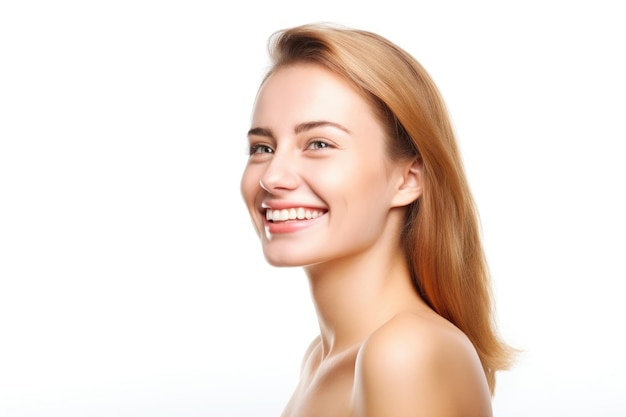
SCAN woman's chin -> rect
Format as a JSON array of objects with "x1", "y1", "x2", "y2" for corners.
[
  {"x1": 262, "y1": 249, "x2": 323, "y2": 268},
  {"x1": 263, "y1": 254, "x2": 302, "y2": 268}
]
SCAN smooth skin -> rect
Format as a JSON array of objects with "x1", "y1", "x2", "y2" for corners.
[{"x1": 241, "y1": 64, "x2": 492, "y2": 417}]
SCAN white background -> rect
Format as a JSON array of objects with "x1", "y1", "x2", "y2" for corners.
[{"x1": 1, "y1": 1, "x2": 624, "y2": 416}]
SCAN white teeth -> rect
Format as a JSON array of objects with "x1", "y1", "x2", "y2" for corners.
[{"x1": 265, "y1": 208, "x2": 326, "y2": 222}]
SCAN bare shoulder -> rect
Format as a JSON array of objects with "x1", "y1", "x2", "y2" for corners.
[
  {"x1": 300, "y1": 335, "x2": 322, "y2": 374},
  {"x1": 353, "y1": 312, "x2": 492, "y2": 417},
  {"x1": 281, "y1": 336, "x2": 322, "y2": 416}
]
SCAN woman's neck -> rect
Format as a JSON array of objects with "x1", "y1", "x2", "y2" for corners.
[{"x1": 304, "y1": 243, "x2": 428, "y2": 360}]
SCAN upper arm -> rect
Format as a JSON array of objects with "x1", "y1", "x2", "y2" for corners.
[{"x1": 352, "y1": 314, "x2": 492, "y2": 417}]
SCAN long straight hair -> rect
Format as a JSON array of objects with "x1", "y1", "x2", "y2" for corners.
[{"x1": 262, "y1": 23, "x2": 514, "y2": 394}]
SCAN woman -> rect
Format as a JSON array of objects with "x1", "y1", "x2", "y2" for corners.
[{"x1": 241, "y1": 23, "x2": 514, "y2": 417}]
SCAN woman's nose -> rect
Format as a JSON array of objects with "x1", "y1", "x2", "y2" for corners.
[{"x1": 259, "y1": 152, "x2": 300, "y2": 194}]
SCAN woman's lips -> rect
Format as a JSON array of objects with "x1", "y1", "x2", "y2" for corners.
[
  {"x1": 265, "y1": 207, "x2": 327, "y2": 222},
  {"x1": 263, "y1": 208, "x2": 328, "y2": 235}
]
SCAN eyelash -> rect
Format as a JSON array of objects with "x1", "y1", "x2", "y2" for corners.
[
  {"x1": 249, "y1": 144, "x2": 274, "y2": 155},
  {"x1": 306, "y1": 140, "x2": 331, "y2": 150}
]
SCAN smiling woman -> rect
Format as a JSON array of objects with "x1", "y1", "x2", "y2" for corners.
[
  {"x1": 240, "y1": 23, "x2": 515, "y2": 417},
  {"x1": 243, "y1": 63, "x2": 400, "y2": 267}
]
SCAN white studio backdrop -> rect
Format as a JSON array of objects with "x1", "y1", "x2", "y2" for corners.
[{"x1": 0, "y1": 1, "x2": 624, "y2": 416}]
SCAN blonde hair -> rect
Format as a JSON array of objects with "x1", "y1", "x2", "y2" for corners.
[{"x1": 262, "y1": 23, "x2": 515, "y2": 394}]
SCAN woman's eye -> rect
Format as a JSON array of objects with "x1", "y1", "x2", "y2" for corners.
[
  {"x1": 249, "y1": 144, "x2": 274, "y2": 155},
  {"x1": 307, "y1": 140, "x2": 330, "y2": 150}
]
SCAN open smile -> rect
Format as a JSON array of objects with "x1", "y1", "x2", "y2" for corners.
[{"x1": 265, "y1": 207, "x2": 328, "y2": 222}]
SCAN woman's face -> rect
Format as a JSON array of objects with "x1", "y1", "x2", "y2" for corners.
[{"x1": 241, "y1": 63, "x2": 410, "y2": 267}]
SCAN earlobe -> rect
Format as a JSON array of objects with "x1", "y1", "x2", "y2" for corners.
[{"x1": 392, "y1": 158, "x2": 423, "y2": 208}]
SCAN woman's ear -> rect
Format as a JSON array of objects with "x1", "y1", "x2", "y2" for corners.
[{"x1": 391, "y1": 157, "x2": 423, "y2": 208}]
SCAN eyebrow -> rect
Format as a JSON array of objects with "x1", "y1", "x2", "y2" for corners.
[{"x1": 247, "y1": 120, "x2": 351, "y2": 138}]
